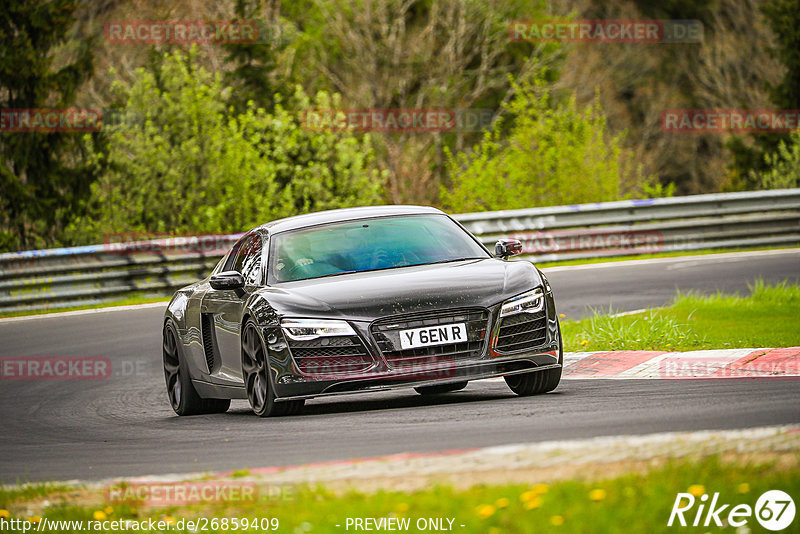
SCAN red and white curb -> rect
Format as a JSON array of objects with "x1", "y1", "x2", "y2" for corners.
[{"x1": 559, "y1": 347, "x2": 800, "y2": 379}]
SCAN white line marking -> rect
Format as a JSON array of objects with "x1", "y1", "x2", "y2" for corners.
[
  {"x1": 0, "y1": 301, "x2": 169, "y2": 323},
  {"x1": 608, "y1": 308, "x2": 648, "y2": 318},
  {"x1": 541, "y1": 248, "x2": 799, "y2": 272}
]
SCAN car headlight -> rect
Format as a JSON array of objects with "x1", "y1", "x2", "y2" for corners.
[
  {"x1": 539, "y1": 270, "x2": 552, "y2": 293},
  {"x1": 281, "y1": 319, "x2": 356, "y2": 341},
  {"x1": 500, "y1": 287, "x2": 544, "y2": 317}
]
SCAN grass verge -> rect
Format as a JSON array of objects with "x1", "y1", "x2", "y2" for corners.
[
  {"x1": 1, "y1": 455, "x2": 797, "y2": 533},
  {"x1": 561, "y1": 279, "x2": 800, "y2": 352}
]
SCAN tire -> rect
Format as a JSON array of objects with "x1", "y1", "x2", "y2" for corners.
[
  {"x1": 163, "y1": 322, "x2": 230, "y2": 415},
  {"x1": 504, "y1": 321, "x2": 563, "y2": 396},
  {"x1": 414, "y1": 381, "x2": 468, "y2": 395},
  {"x1": 241, "y1": 321, "x2": 304, "y2": 417}
]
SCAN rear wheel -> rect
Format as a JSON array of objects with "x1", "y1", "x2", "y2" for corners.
[
  {"x1": 241, "y1": 321, "x2": 304, "y2": 417},
  {"x1": 414, "y1": 381, "x2": 468, "y2": 395},
  {"x1": 163, "y1": 322, "x2": 230, "y2": 415},
  {"x1": 504, "y1": 322, "x2": 563, "y2": 396}
]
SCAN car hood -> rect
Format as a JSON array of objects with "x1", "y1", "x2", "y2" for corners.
[{"x1": 255, "y1": 258, "x2": 542, "y2": 321}]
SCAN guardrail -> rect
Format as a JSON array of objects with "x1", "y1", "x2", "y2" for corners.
[{"x1": 1, "y1": 189, "x2": 798, "y2": 314}]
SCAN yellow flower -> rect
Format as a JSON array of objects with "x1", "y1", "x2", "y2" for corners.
[
  {"x1": 559, "y1": 314, "x2": 565, "y2": 318},
  {"x1": 495, "y1": 498, "x2": 509, "y2": 509},
  {"x1": 737, "y1": 483, "x2": 750, "y2": 494},
  {"x1": 533, "y1": 483, "x2": 549, "y2": 494},
  {"x1": 524, "y1": 496, "x2": 542, "y2": 510},
  {"x1": 103, "y1": 506, "x2": 114, "y2": 516},
  {"x1": 28, "y1": 516, "x2": 41, "y2": 524},
  {"x1": 396, "y1": 503, "x2": 409, "y2": 513},
  {"x1": 550, "y1": 515, "x2": 564, "y2": 526},
  {"x1": 476, "y1": 505, "x2": 496, "y2": 519},
  {"x1": 580, "y1": 340, "x2": 589, "y2": 346},
  {"x1": 162, "y1": 516, "x2": 175, "y2": 525},
  {"x1": 93, "y1": 510, "x2": 107, "y2": 521},
  {"x1": 0, "y1": 510, "x2": 9, "y2": 519},
  {"x1": 688, "y1": 485, "x2": 705, "y2": 497},
  {"x1": 589, "y1": 489, "x2": 607, "y2": 501}
]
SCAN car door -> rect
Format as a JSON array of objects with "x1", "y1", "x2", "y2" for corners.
[{"x1": 200, "y1": 233, "x2": 265, "y2": 384}]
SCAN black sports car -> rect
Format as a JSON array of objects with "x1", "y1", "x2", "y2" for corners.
[{"x1": 163, "y1": 206, "x2": 562, "y2": 416}]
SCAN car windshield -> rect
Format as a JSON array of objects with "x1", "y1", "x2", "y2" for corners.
[{"x1": 269, "y1": 214, "x2": 490, "y2": 283}]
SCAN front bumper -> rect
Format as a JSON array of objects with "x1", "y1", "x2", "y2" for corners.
[
  {"x1": 266, "y1": 290, "x2": 561, "y2": 401},
  {"x1": 276, "y1": 357, "x2": 561, "y2": 401}
]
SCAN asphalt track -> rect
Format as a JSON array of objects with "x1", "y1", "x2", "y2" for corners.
[{"x1": 1, "y1": 250, "x2": 798, "y2": 483}]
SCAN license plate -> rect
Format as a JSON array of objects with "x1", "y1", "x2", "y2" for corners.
[{"x1": 399, "y1": 322, "x2": 467, "y2": 350}]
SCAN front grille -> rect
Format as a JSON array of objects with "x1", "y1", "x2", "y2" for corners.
[
  {"x1": 287, "y1": 335, "x2": 374, "y2": 376},
  {"x1": 370, "y1": 308, "x2": 490, "y2": 367},
  {"x1": 494, "y1": 310, "x2": 547, "y2": 352}
]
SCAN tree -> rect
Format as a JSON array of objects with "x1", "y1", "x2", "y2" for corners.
[
  {"x1": 69, "y1": 49, "x2": 383, "y2": 242},
  {"x1": 441, "y1": 69, "x2": 664, "y2": 213},
  {"x1": 283, "y1": 0, "x2": 562, "y2": 204},
  {"x1": 0, "y1": 0, "x2": 95, "y2": 251},
  {"x1": 728, "y1": 0, "x2": 800, "y2": 188},
  {"x1": 755, "y1": 129, "x2": 800, "y2": 189},
  {"x1": 222, "y1": 0, "x2": 296, "y2": 114}
]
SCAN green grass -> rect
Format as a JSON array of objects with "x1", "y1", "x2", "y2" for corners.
[
  {"x1": 1, "y1": 456, "x2": 797, "y2": 533},
  {"x1": 561, "y1": 279, "x2": 800, "y2": 352},
  {"x1": 0, "y1": 483, "x2": 73, "y2": 507},
  {"x1": 534, "y1": 246, "x2": 793, "y2": 268},
  {"x1": 0, "y1": 294, "x2": 170, "y2": 319}
]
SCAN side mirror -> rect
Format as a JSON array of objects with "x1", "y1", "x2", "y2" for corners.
[
  {"x1": 210, "y1": 271, "x2": 245, "y2": 290},
  {"x1": 495, "y1": 239, "x2": 523, "y2": 259}
]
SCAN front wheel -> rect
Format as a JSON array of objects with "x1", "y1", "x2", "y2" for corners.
[
  {"x1": 504, "y1": 367, "x2": 561, "y2": 396},
  {"x1": 504, "y1": 322, "x2": 563, "y2": 396},
  {"x1": 241, "y1": 321, "x2": 304, "y2": 417}
]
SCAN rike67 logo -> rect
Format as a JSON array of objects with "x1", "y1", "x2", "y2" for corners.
[{"x1": 669, "y1": 489, "x2": 796, "y2": 531}]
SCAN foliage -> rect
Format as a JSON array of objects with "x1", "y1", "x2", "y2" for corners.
[
  {"x1": 68, "y1": 49, "x2": 383, "y2": 241},
  {"x1": 0, "y1": 0, "x2": 96, "y2": 251},
  {"x1": 222, "y1": 0, "x2": 297, "y2": 114},
  {"x1": 727, "y1": 0, "x2": 800, "y2": 188},
  {"x1": 754, "y1": 129, "x2": 800, "y2": 189},
  {"x1": 441, "y1": 70, "x2": 664, "y2": 213},
  {"x1": 282, "y1": 0, "x2": 562, "y2": 205}
]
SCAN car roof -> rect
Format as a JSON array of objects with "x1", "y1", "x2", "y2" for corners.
[{"x1": 254, "y1": 205, "x2": 446, "y2": 235}]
